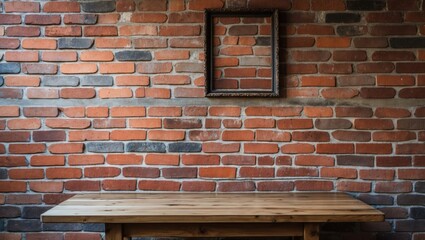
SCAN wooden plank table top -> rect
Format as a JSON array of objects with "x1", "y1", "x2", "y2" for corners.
[{"x1": 42, "y1": 192, "x2": 384, "y2": 224}]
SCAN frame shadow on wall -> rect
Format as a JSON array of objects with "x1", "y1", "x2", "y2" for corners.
[{"x1": 204, "y1": 9, "x2": 280, "y2": 97}]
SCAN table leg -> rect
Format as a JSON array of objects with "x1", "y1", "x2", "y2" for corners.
[
  {"x1": 106, "y1": 223, "x2": 123, "y2": 240},
  {"x1": 303, "y1": 223, "x2": 320, "y2": 240}
]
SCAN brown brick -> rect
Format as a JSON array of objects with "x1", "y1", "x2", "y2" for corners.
[
  {"x1": 22, "y1": 39, "x2": 56, "y2": 50},
  {"x1": 45, "y1": 26, "x2": 81, "y2": 37},
  {"x1": 360, "y1": 87, "x2": 396, "y2": 99},
  {"x1": 281, "y1": 143, "x2": 314, "y2": 154},
  {"x1": 43, "y1": 2, "x2": 80, "y2": 12},
  {"x1": 6, "y1": 26, "x2": 40, "y2": 37},
  {"x1": 354, "y1": 37, "x2": 388, "y2": 48},
  {"x1": 84, "y1": 26, "x2": 118, "y2": 37},
  {"x1": 321, "y1": 88, "x2": 359, "y2": 99},
  {"x1": 5, "y1": 2, "x2": 40, "y2": 13},
  {"x1": 25, "y1": 14, "x2": 61, "y2": 25},
  {"x1": 311, "y1": 0, "x2": 345, "y2": 10}
]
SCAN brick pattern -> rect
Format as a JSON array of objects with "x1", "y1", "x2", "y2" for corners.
[
  {"x1": 213, "y1": 16, "x2": 272, "y2": 91},
  {"x1": 0, "y1": 0, "x2": 425, "y2": 240}
]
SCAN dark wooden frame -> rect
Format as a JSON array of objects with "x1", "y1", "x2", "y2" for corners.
[{"x1": 204, "y1": 8, "x2": 280, "y2": 97}]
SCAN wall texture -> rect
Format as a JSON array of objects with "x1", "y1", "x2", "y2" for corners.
[{"x1": 0, "y1": 0, "x2": 425, "y2": 239}]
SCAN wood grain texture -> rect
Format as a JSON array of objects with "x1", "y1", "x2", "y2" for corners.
[{"x1": 41, "y1": 193, "x2": 384, "y2": 223}]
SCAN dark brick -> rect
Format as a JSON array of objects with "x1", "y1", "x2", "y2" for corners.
[
  {"x1": 43, "y1": 76, "x2": 79, "y2": 87},
  {"x1": 25, "y1": 15, "x2": 61, "y2": 25},
  {"x1": 360, "y1": 88, "x2": 396, "y2": 99},
  {"x1": 123, "y1": 167, "x2": 160, "y2": 178},
  {"x1": 0, "y1": 169, "x2": 7, "y2": 179},
  {"x1": 115, "y1": 51, "x2": 152, "y2": 61},
  {"x1": 398, "y1": 194, "x2": 425, "y2": 205},
  {"x1": 169, "y1": 142, "x2": 202, "y2": 153},
  {"x1": 398, "y1": 119, "x2": 425, "y2": 130},
  {"x1": 64, "y1": 14, "x2": 97, "y2": 25},
  {"x1": 337, "y1": 155, "x2": 374, "y2": 167},
  {"x1": 0, "y1": 131, "x2": 30, "y2": 142},
  {"x1": 358, "y1": 194, "x2": 394, "y2": 205},
  {"x1": 22, "y1": 64, "x2": 57, "y2": 75},
  {"x1": 81, "y1": 76, "x2": 113, "y2": 86},
  {"x1": 315, "y1": 119, "x2": 352, "y2": 130},
  {"x1": 396, "y1": 220, "x2": 425, "y2": 231},
  {"x1": 416, "y1": 182, "x2": 425, "y2": 193},
  {"x1": 22, "y1": 206, "x2": 51, "y2": 219},
  {"x1": 162, "y1": 167, "x2": 197, "y2": 178},
  {"x1": 83, "y1": 223, "x2": 105, "y2": 232},
  {"x1": 0, "y1": 206, "x2": 21, "y2": 218},
  {"x1": 0, "y1": 63, "x2": 20, "y2": 74},
  {"x1": 377, "y1": 233, "x2": 411, "y2": 240},
  {"x1": 346, "y1": 0, "x2": 386, "y2": 11},
  {"x1": 390, "y1": 38, "x2": 425, "y2": 48},
  {"x1": 164, "y1": 119, "x2": 202, "y2": 129},
  {"x1": 87, "y1": 142, "x2": 124, "y2": 153},
  {"x1": 326, "y1": 13, "x2": 361, "y2": 23},
  {"x1": 43, "y1": 223, "x2": 83, "y2": 231},
  {"x1": 399, "y1": 88, "x2": 425, "y2": 98},
  {"x1": 81, "y1": 1, "x2": 115, "y2": 13},
  {"x1": 0, "y1": 89, "x2": 22, "y2": 99},
  {"x1": 256, "y1": 37, "x2": 271, "y2": 46},
  {"x1": 337, "y1": 25, "x2": 367, "y2": 36},
  {"x1": 336, "y1": 107, "x2": 373, "y2": 117},
  {"x1": 58, "y1": 38, "x2": 94, "y2": 49},
  {"x1": 33, "y1": 130, "x2": 66, "y2": 142},
  {"x1": 379, "y1": 207, "x2": 408, "y2": 219},
  {"x1": 127, "y1": 142, "x2": 166, "y2": 153},
  {"x1": 0, "y1": 77, "x2": 3, "y2": 86},
  {"x1": 7, "y1": 219, "x2": 42, "y2": 232},
  {"x1": 412, "y1": 208, "x2": 425, "y2": 219},
  {"x1": 228, "y1": 25, "x2": 258, "y2": 36}
]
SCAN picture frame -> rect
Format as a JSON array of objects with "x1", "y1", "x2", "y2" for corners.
[{"x1": 204, "y1": 8, "x2": 279, "y2": 97}]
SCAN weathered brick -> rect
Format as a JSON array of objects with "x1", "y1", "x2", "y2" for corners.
[
  {"x1": 86, "y1": 142, "x2": 124, "y2": 153},
  {"x1": 115, "y1": 51, "x2": 152, "y2": 61},
  {"x1": 80, "y1": 76, "x2": 113, "y2": 86},
  {"x1": 127, "y1": 142, "x2": 166, "y2": 153},
  {"x1": 139, "y1": 180, "x2": 180, "y2": 191},
  {"x1": 58, "y1": 38, "x2": 94, "y2": 49},
  {"x1": 360, "y1": 87, "x2": 396, "y2": 99},
  {"x1": 43, "y1": 76, "x2": 79, "y2": 87},
  {"x1": 0, "y1": 14, "x2": 22, "y2": 24},
  {"x1": 64, "y1": 14, "x2": 97, "y2": 25},
  {"x1": 0, "y1": 38, "x2": 20, "y2": 49},
  {"x1": 218, "y1": 181, "x2": 255, "y2": 192},
  {"x1": 7, "y1": 219, "x2": 41, "y2": 232},
  {"x1": 25, "y1": 14, "x2": 60, "y2": 25},
  {"x1": 0, "y1": 63, "x2": 20, "y2": 74},
  {"x1": 390, "y1": 37, "x2": 425, "y2": 48},
  {"x1": 81, "y1": 1, "x2": 115, "y2": 13},
  {"x1": 399, "y1": 87, "x2": 425, "y2": 98},
  {"x1": 326, "y1": 13, "x2": 361, "y2": 23},
  {"x1": 117, "y1": 0, "x2": 136, "y2": 12},
  {"x1": 0, "y1": 88, "x2": 22, "y2": 99},
  {"x1": 169, "y1": 142, "x2": 202, "y2": 153}
]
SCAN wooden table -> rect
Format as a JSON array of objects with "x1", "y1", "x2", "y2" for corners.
[{"x1": 41, "y1": 193, "x2": 384, "y2": 240}]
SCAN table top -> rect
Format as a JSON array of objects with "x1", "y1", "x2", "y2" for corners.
[{"x1": 41, "y1": 192, "x2": 384, "y2": 223}]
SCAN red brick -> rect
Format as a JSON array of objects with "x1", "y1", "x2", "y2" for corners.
[
  {"x1": 220, "y1": 46, "x2": 253, "y2": 56},
  {"x1": 61, "y1": 63, "x2": 97, "y2": 74},
  {"x1": 109, "y1": 130, "x2": 146, "y2": 141},
  {"x1": 256, "y1": 130, "x2": 290, "y2": 142},
  {"x1": 144, "y1": 88, "x2": 170, "y2": 99},
  {"x1": 376, "y1": 156, "x2": 411, "y2": 167},
  {"x1": 281, "y1": 143, "x2": 315, "y2": 154},
  {"x1": 95, "y1": 38, "x2": 131, "y2": 49},
  {"x1": 244, "y1": 143, "x2": 279, "y2": 154},
  {"x1": 9, "y1": 169, "x2": 43, "y2": 179},
  {"x1": 222, "y1": 130, "x2": 254, "y2": 141},
  {"x1": 199, "y1": 167, "x2": 236, "y2": 178},
  {"x1": 68, "y1": 155, "x2": 104, "y2": 166},
  {"x1": 45, "y1": 119, "x2": 90, "y2": 129},
  {"x1": 6, "y1": 26, "x2": 40, "y2": 37},
  {"x1": 138, "y1": 180, "x2": 180, "y2": 191},
  {"x1": 370, "y1": 25, "x2": 417, "y2": 36},
  {"x1": 42, "y1": 51, "x2": 77, "y2": 62},
  {"x1": 148, "y1": 130, "x2": 184, "y2": 141},
  {"x1": 29, "y1": 182, "x2": 63, "y2": 193},
  {"x1": 5, "y1": 51, "x2": 38, "y2": 62},
  {"x1": 129, "y1": 118, "x2": 161, "y2": 129},
  {"x1": 0, "y1": 181, "x2": 27, "y2": 192},
  {"x1": 147, "y1": 107, "x2": 181, "y2": 117},
  {"x1": 202, "y1": 142, "x2": 240, "y2": 153},
  {"x1": 27, "y1": 233, "x2": 63, "y2": 240},
  {"x1": 317, "y1": 37, "x2": 351, "y2": 48},
  {"x1": 119, "y1": 25, "x2": 157, "y2": 36},
  {"x1": 0, "y1": 106, "x2": 19, "y2": 117},
  {"x1": 0, "y1": 131, "x2": 30, "y2": 142},
  {"x1": 25, "y1": 14, "x2": 60, "y2": 25},
  {"x1": 117, "y1": 0, "x2": 136, "y2": 11},
  {"x1": 182, "y1": 181, "x2": 216, "y2": 192},
  {"x1": 159, "y1": 25, "x2": 201, "y2": 36},
  {"x1": 109, "y1": 107, "x2": 145, "y2": 118},
  {"x1": 68, "y1": 130, "x2": 109, "y2": 141},
  {"x1": 62, "y1": 107, "x2": 85, "y2": 118},
  {"x1": 240, "y1": 167, "x2": 274, "y2": 178},
  {"x1": 398, "y1": 169, "x2": 425, "y2": 180},
  {"x1": 293, "y1": 131, "x2": 330, "y2": 142},
  {"x1": 169, "y1": 0, "x2": 185, "y2": 11},
  {"x1": 295, "y1": 181, "x2": 333, "y2": 191},
  {"x1": 45, "y1": 26, "x2": 81, "y2": 37},
  {"x1": 48, "y1": 143, "x2": 84, "y2": 154},
  {"x1": 131, "y1": 13, "x2": 167, "y2": 23},
  {"x1": 317, "y1": 144, "x2": 354, "y2": 154},
  {"x1": 5, "y1": 2, "x2": 39, "y2": 13},
  {"x1": 102, "y1": 180, "x2": 137, "y2": 191},
  {"x1": 358, "y1": 63, "x2": 395, "y2": 73},
  {"x1": 84, "y1": 167, "x2": 120, "y2": 178},
  {"x1": 98, "y1": 14, "x2": 120, "y2": 24},
  {"x1": 397, "y1": 144, "x2": 425, "y2": 154},
  {"x1": 65, "y1": 233, "x2": 101, "y2": 240},
  {"x1": 188, "y1": 0, "x2": 224, "y2": 10},
  {"x1": 337, "y1": 181, "x2": 371, "y2": 193},
  {"x1": 208, "y1": 106, "x2": 240, "y2": 117},
  {"x1": 31, "y1": 155, "x2": 65, "y2": 166},
  {"x1": 295, "y1": 155, "x2": 334, "y2": 166},
  {"x1": 311, "y1": 0, "x2": 345, "y2": 10},
  {"x1": 301, "y1": 76, "x2": 335, "y2": 87},
  {"x1": 376, "y1": 75, "x2": 415, "y2": 86},
  {"x1": 297, "y1": 24, "x2": 334, "y2": 35},
  {"x1": 80, "y1": 51, "x2": 114, "y2": 62},
  {"x1": 285, "y1": 64, "x2": 317, "y2": 74},
  {"x1": 43, "y1": 2, "x2": 80, "y2": 12},
  {"x1": 360, "y1": 169, "x2": 395, "y2": 180},
  {"x1": 98, "y1": 88, "x2": 133, "y2": 98},
  {"x1": 0, "y1": 14, "x2": 22, "y2": 24},
  {"x1": 0, "y1": 38, "x2": 20, "y2": 49},
  {"x1": 375, "y1": 182, "x2": 412, "y2": 193},
  {"x1": 218, "y1": 181, "x2": 255, "y2": 192},
  {"x1": 169, "y1": 37, "x2": 203, "y2": 48},
  {"x1": 22, "y1": 38, "x2": 56, "y2": 50},
  {"x1": 184, "y1": 106, "x2": 208, "y2": 116},
  {"x1": 244, "y1": 118, "x2": 275, "y2": 129},
  {"x1": 100, "y1": 63, "x2": 134, "y2": 74},
  {"x1": 332, "y1": 130, "x2": 371, "y2": 142},
  {"x1": 63, "y1": 14, "x2": 97, "y2": 24},
  {"x1": 415, "y1": 107, "x2": 425, "y2": 117},
  {"x1": 333, "y1": 50, "x2": 367, "y2": 62},
  {"x1": 399, "y1": 87, "x2": 425, "y2": 98},
  {"x1": 9, "y1": 143, "x2": 44, "y2": 154},
  {"x1": 123, "y1": 167, "x2": 159, "y2": 178},
  {"x1": 174, "y1": 87, "x2": 204, "y2": 98},
  {"x1": 115, "y1": 76, "x2": 148, "y2": 86},
  {"x1": 64, "y1": 180, "x2": 100, "y2": 192},
  {"x1": 304, "y1": 107, "x2": 333, "y2": 117},
  {"x1": 84, "y1": 26, "x2": 118, "y2": 37},
  {"x1": 7, "y1": 119, "x2": 41, "y2": 130},
  {"x1": 356, "y1": 143, "x2": 392, "y2": 154},
  {"x1": 46, "y1": 168, "x2": 82, "y2": 179},
  {"x1": 277, "y1": 167, "x2": 318, "y2": 177},
  {"x1": 373, "y1": 131, "x2": 416, "y2": 142},
  {"x1": 145, "y1": 154, "x2": 179, "y2": 166}
]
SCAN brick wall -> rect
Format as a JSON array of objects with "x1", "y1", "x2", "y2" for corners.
[{"x1": 0, "y1": 0, "x2": 425, "y2": 239}]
